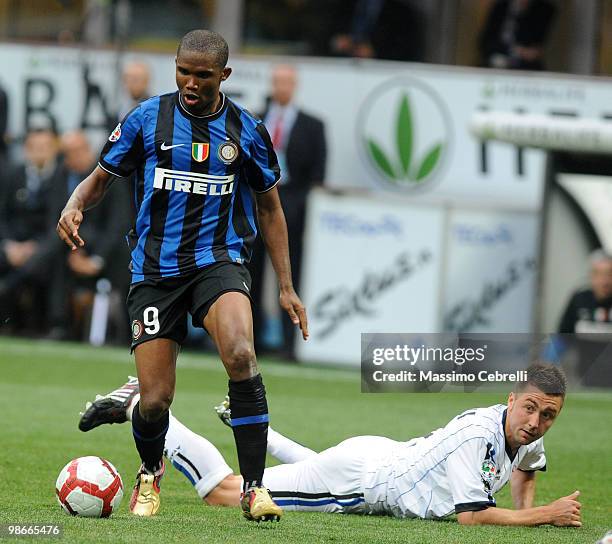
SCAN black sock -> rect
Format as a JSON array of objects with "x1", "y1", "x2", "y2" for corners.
[
  {"x1": 131, "y1": 401, "x2": 169, "y2": 474},
  {"x1": 228, "y1": 374, "x2": 268, "y2": 492}
]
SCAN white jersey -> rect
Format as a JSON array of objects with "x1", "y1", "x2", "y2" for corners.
[
  {"x1": 171, "y1": 401, "x2": 547, "y2": 518},
  {"x1": 362, "y1": 404, "x2": 546, "y2": 518}
]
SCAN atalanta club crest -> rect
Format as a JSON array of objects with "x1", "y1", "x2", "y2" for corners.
[
  {"x1": 218, "y1": 141, "x2": 239, "y2": 164},
  {"x1": 109, "y1": 123, "x2": 122, "y2": 142},
  {"x1": 481, "y1": 459, "x2": 497, "y2": 482},
  {"x1": 480, "y1": 459, "x2": 497, "y2": 493},
  {"x1": 132, "y1": 320, "x2": 143, "y2": 340}
]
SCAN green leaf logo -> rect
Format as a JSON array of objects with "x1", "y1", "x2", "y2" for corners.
[
  {"x1": 365, "y1": 93, "x2": 445, "y2": 185},
  {"x1": 416, "y1": 143, "x2": 442, "y2": 180},
  {"x1": 397, "y1": 95, "x2": 413, "y2": 176},
  {"x1": 367, "y1": 139, "x2": 396, "y2": 180}
]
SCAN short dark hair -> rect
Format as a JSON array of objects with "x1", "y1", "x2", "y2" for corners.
[
  {"x1": 177, "y1": 30, "x2": 229, "y2": 68},
  {"x1": 516, "y1": 363, "x2": 567, "y2": 397}
]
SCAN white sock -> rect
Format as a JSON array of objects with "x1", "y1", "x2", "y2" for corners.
[
  {"x1": 267, "y1": 427, "x2": 316, "y2": 463},
  {"x1": 126, "y1": 393, "x2": 140, "y2": 421},
  {"x1": 164, "y1": 414, "x2": 233, "y2": 498}
]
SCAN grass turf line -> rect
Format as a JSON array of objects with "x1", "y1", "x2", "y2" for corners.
[{"x1": 0, "y1": 337, "x2": 610, "y2": 543}]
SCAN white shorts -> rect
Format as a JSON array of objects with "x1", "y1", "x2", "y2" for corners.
[{"x1": 262, "y1": 436, "x2": 397, "y2": 514}]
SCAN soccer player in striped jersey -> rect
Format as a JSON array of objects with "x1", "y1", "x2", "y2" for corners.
[
  {"x1": 80, "y1": 364, "x2": 581, "y2": 527},
  {"x1": 57, "y1": 29, "x2": 308, "y2": 521}
]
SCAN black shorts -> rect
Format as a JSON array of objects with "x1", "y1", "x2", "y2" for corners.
[{"x1": 126, "y1": 262, "x2": 252, "y2": 351}]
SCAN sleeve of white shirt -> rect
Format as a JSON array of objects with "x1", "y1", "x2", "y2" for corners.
[
  {"x1": 446, "y1": 436, "x2": 497, "y2": 513},
  {"x1": 517, "y1": 438, "x2": 547, "y2": 472}
]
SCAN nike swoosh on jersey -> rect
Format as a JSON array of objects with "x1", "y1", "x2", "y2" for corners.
[{"x1": 160, "y1": 142, "x2": 185, "y2": 150}]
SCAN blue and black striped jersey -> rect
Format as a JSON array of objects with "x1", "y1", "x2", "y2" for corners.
[{"x1": 99, "y1": 92, "x2": 280, "y2": 284}]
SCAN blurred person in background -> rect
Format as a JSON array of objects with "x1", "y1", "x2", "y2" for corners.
[
  {"x1": 55, "y1": 130, "x2": 132, "y2": 341},
  {"x1": 478, "y1": 0, "x2": 556, "y2": 70},
  {"x1": 328, "y1": 0, "x2": 424, "y2": 61},
  {"x1": 250, "y1": 64, "x2": 326, "y2": 360},
  {"x1": 558, "y1": 249, "x2": 612, "y2": 334},
  {"x1": 0, "y1": 129, "x2": 66, "y2": 333},
  {"x1": 541, "y1": 249, "x2": 612, "y2": 387},
  {"x1": 118, "y1": 60, "x2": 152, "y2": 120},
  {"x1": 329, "y1": 0, "x2": 384, "y2": 59}
]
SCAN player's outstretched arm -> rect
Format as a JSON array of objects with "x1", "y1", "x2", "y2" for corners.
[
  {"x1": 255, "y1": 187, "x2": 308, "y2": 340},
  {"x1": 56, "y1": 166, "x2": 113, "y2": 251},
  {"x1": 457, "y1": 490, "x2": 581, "y2": 527},
  {"x1": 510, "y1": 468, "x2": 537, "y2": 509}
]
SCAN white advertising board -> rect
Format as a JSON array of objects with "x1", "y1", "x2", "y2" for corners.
[
  {"x1": 442, "y1": 209, "x2": 540, "y2": 333},
  {"x1": 296, "y1": 191, "x2": 444, "y2": 365},
  {"x1": 557, "y1": 174, "x2": 612, "y2": 254},
  {"x1": 3, "y1": 44, "x2": 612, "y2": 209}
]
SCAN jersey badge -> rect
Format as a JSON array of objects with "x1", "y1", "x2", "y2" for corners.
[
  {"x1": 481, "y1": 459, "x2": 497, "y2": 484},
  {"x1": 132, "y1": 320, "x2": 143, "y2": 340},
  {"x1": 192, "y1": 143, "x2": 210, "y2": 162},
  {"x1": 480, "y1": 443, "x2": 498, "y2": 490},
  {"x1": 218, "y1": 141, "x2": 239, "y2": 164},
  {"x1": 109, "y1": 123, "x2": 122, "y2": 142}
]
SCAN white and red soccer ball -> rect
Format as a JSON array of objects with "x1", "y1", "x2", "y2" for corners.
[{"x1": 55, "y1": 456, "x2": 123, "y2": 517}]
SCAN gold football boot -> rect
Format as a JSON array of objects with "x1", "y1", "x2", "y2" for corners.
[
  {"x1": 129, "y1": 463, "x2": 164, "y2": 516},
  {"x1": 241, "y1": 487, "x2": 283, "y2": 522}
]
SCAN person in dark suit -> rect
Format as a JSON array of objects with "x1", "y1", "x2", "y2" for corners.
[
  {"x1": 56, "y1": 130, "x2": 132, "y2": 341},
  {"x1": 117, "y1": 60, "x2": 152, "y2": 121},
  {"x1": 0, "y1": 129, "x2": 67, "y2": 333},
  {"x1": 558, "y1": 250, "x2": 612, "y2": 334},
  {"x1": 60, "y1": 131, "x2": 131, "y2": 286},
  {"x1": 479, "y1": 0, "x2": 556, "y2": 71},
  {"x1": 553, "y1": 249, "x2": 612, "y2": 387},
  {"x1": 327, "y1": 0, "x2": 425, "y2": 61},
  {"x1": 250, "y1": 64, "x2": 326, "y2": 359}
]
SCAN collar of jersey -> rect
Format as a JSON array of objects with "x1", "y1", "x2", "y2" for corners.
[
  {"x1": 177, "y1": 92, "x2": 227, "y2": 120},
  {"x1": 501, "y1": 408, "x2": 518, "y2": 462}
]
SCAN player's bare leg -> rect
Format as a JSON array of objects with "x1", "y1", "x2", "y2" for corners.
[
  {"x1": 205, "y1": 474, "x2": 243, "y2": 507},
  {"x1": 205, "y1": 292, "x2": 258, "y2": 380},
  {"x1": 204, "y1": 292, "x2": 282, "y2": 522},
  {"x1": 129, "y1": 338, "x2": 178, "y2": 516}
]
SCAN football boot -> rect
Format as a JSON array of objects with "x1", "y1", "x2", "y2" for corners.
[
  {"x1": 79, "y1": 376, "x2": 140, "y2": 432},
  {"x1": 129, "y1": 462, "x2": 164, "y2": 517},
  {"x1": 240, "y1": 487, "x2": 282, "y2": 522}
]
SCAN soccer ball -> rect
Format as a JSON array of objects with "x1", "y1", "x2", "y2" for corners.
[
  {"x1": 55, "y1": 456, "x2": 124, "y2": 517},
  {"x1": 597, "y1": 531, "x2": 612, "y2": 544}
]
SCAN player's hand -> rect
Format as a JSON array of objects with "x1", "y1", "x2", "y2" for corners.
[
  {"x1": 279, "y1": 287, "x2": 309, "y2": 341},
  {"x1": 57, "y1": 207, "x2": 85, "y2": 251},
  {"x1": 548, "y1": 490, "x2": 581, "y2": 527}
]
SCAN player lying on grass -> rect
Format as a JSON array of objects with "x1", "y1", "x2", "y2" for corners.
[{"x1": 79, "y1": 363, "x2": 581, "y2": 526}]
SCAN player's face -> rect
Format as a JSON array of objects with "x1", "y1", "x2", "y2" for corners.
[
  {"x1": 505, "y1": 385, "x2": 563, "y2": 449},
  {"x1": 175, "y1": 50, "x2": 231, "y2": 116}
]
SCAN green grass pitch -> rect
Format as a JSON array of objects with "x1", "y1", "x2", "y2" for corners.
[{"x1": 1, "y1": 336, "x2": 610, "y2": 543}]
